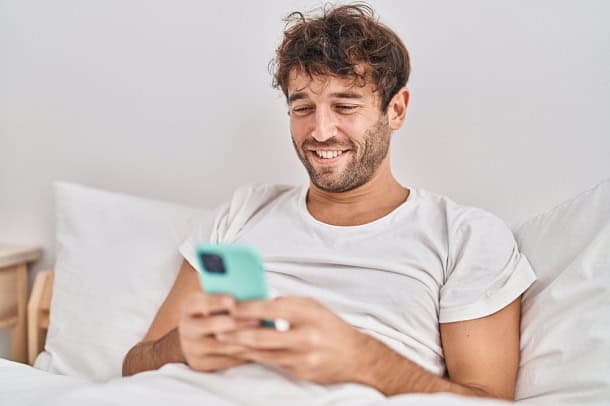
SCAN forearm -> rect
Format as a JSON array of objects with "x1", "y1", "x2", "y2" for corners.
[
  {"x1": 354, "y1": 337, "x2": 503, "y2": 399},
  {"x1": 122, "y1": 327, "x2": 186, "y2": 377}
]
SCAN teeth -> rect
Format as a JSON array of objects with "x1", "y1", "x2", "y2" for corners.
[{"x1": 315, "y1": 150, "x2": 343, "y2": 159}]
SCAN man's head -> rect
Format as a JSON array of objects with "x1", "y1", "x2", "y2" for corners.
[{"x1": 271, "y1": 4, "x2": 411, "y2": 193}]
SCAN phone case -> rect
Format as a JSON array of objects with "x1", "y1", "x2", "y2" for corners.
[{"x1": 195, "y1": 243, "x2": 270, "y2": 301}]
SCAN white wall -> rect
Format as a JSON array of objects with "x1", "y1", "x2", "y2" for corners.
[{"x1": 1, "y1": 0, "x2": 608, "y2": 359}]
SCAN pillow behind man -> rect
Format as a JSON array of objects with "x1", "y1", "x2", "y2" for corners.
[
  {"x1": 515, "y1": 177, "x2": 610, "y2": 404},
  {"x1": 34, "y1": 182, "x2": 211, "y2": 381}
]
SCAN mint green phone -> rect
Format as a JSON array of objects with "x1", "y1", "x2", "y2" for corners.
[
  {"x1": 195, "y1": 243, "x2": 270, "y2": 301},
  {"x1": 195, "y1": 243, "x2": 275, "y2": 328}
]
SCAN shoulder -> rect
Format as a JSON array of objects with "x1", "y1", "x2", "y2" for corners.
[
  {"x1": 416, "y1": 187, "x2": 513, "y2": 243},
  {"x1": 215, "y1": 182, "x2": 299, "y2": 243},
  {"x1": 442, "y1": 202, "x2": 517, "y2": 279},
  {"x1": 230, "y1": 182, "x2": 296, "y2": 203},
  {"x1": 226, "y1": 182, "x2": 297, "y2": 215},
  {"x1": 448, "y1": 205, "x2": 515, "y2": 249},
  {"x1": 414, "y1": 187, "x2": 515, "y2": 268}
]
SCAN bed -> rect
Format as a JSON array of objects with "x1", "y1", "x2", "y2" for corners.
[{"x1": 1, "y1": 179, "x2": 609, "y2": 405}]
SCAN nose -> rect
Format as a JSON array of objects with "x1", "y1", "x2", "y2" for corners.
[{"x1": 311, "y1": 107, "x2": 337, "y2": 142}]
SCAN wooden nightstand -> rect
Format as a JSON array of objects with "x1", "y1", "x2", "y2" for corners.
[
  {"x1": 28, "y1": 270, "x2": 54, "y2": 365},
  {"x1": 0, "y1": 245, "x2": 42, "y2": 363}
]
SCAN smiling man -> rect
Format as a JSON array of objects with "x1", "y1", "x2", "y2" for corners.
[{"x1": 122, "y1": 4, "x2": 536, "y2": 401}]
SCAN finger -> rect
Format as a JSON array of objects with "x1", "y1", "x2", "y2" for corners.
[
  {"x1": 202, "y1": 337, "x2": 250, "y2": 356},
  {"x1": 234, "y1": 297, "x2": 314, "y2": 323},
  {"x1": 216, "y1": 327, "x2": 299, "y2": 350},
  {"x1": 235, "y1": 349, "x2": 295, "y2": 368},
  {"x1": 182, "y1": 336, "x2": 249, "y2": 356},
  {"x1": 181, "y1": 315, "x2": 237, "y2": 338},
  {"x1": 236, "y1": 319, "x2": 261, "y2": 329},
  {"x1": 190, "y1": 354, "x2": 249, "y2": 372},
  {"x1": 182, "y1": 316, "x2": 259, "y2": 338},
  {"x1": 233, "y1": 299, "x2": 285, "y2": 320},
  {"x1": 183, "y1": 292, "x2": 236, "y2": 317}
]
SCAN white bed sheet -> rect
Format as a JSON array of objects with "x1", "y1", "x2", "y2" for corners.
[{"x1": 0, "y1": 358, "x2": 510, "y2": 406}]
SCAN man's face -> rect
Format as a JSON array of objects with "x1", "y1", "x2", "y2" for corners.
[{"x1": 288, "y1": 70, "x2": 391, "y2": 193}]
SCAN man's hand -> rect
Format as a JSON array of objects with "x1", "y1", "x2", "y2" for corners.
[
  {"x1": 177, "y1": 291, "x2": 259, "y2": 372},
  {"x1": 215, "y1": 296, "x2": 372, "y2": 384},
  {"x1": 206, "y1": 295, "x2": 517, "y2": 400}
]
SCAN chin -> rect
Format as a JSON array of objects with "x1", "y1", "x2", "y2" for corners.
[{"x1": 311, "y1": 177, "x2": 354, "y2": 193}]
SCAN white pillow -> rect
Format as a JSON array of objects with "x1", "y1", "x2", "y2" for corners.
[
  {"x1": 514, "y1": 178, "x2": 610, "y2": 404},
  {"x1": 33, "y1": 182, "x2": 211, "y2": 381}
]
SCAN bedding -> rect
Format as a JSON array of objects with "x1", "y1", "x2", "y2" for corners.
[
  {"x1": 1, "y1": 178, "x2": 609, "y2": 405},
  {"x1": 1, "y1": 358, "x2": 509, "y2": 405}
]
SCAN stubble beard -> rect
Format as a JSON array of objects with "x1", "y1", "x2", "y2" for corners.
[{"x1": 292, "y1": 117, "x2": 391, "y2": 193}]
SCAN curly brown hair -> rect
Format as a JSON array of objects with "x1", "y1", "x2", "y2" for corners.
[{"x1": 270, "y1": 3, "x2": 410, "y2": 113}]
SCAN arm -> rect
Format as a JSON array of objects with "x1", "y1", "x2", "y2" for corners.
[
  {"x1": 358, "y1": 296, "x2": 521, "y2": 400},
  {"x1": 121, "y1": 327, "x2": 185, "y2": 377},
  {"x1": 217, "y1": 295, "x2": 521, "y2": 400},
  {"x1": 122, "y1": 259, "x2": 252, "y2": 376},
  {"x1": 122, "y1": 259, "x2": 197, "y2": 376}
]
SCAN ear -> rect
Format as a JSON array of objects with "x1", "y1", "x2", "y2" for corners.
[{"x1": 387, "y1": 87, "x2": 410, "y2": 131}]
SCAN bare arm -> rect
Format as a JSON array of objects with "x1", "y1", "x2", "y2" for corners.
[
  {"x1": 121, "y1": 327, "x2": 185, "y2": 377},
  {"x1": 122, "y1": 258, "x2": 253, "y2": 377},
  {"x1": 216, "y1": 295, "x2": 521, "y2": 400},
  {"x1": 358, "y1": 296, "x2": 522, "y2": 400},
  {"x1": 122, "y1": 259, "x2": 198, "y2": 376}
]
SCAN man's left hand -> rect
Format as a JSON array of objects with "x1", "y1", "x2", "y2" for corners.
[{"x1": 215, "y1": 296, "x2": 373, "y2": 385}]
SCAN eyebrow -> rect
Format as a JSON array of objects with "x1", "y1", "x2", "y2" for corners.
[{"x1": 288, "y1": 91, "x2": 364, "y2": 104}]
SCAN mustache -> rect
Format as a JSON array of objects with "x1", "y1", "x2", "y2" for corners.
[{"x1": 301, "y1": 138, "x2": 352, "y2": 150}]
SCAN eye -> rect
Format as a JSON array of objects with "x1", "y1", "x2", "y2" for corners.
[
  {"x1": 336, "y1": 105, "x2": 359, "y2": 112},
  {"x1": 291, "y1": 106, "x2": 314, "y2": 115}
]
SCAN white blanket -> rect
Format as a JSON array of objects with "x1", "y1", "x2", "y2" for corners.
[{"x1": 0, "y1": 359, "x2": 510, "y2": 406}]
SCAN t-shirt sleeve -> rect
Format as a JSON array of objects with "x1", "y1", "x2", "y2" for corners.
[
  {"x1": 439, "y1": 208, "x2": 537, "y2": 323},
  {"x1": 178, "y1": 202, "x2": 230, "y2": 272},
  {"x1": 178, "y1": 182, "x2": 301, "y2": 273}
]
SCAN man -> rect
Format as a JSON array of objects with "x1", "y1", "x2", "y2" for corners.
[{"x1": 122, "y1": 4, "x2": 536, "y2": 401}]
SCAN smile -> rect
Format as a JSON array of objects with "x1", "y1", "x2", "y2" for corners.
[
  {"x1": 309, "y1": 150, "x2": 350, "y2": 164},
  {"x1": 316, "y1": 150, "x2": 344, "y2": 159}
]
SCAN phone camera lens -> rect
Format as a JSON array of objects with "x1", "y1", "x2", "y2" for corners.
[{"x1": 200, "y1": 253, "x2": 226, "y2": 274}]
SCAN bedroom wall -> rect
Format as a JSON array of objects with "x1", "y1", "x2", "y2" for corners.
[{"x1": 1, "y1": 0, "x2": 608, "y2": 359}]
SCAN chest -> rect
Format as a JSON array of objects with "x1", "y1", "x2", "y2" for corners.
[{"x1": 233, "y1": 211, "x2": 449, "y2": 317}]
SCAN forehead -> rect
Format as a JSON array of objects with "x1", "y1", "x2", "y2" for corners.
[{"x1": 286, "y1": 69, "x2": 375, "y2": 101}]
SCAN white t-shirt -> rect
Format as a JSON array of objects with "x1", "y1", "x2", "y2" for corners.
[{"x1": 179, "y1": 183, "x2": 536, "y2": 377}]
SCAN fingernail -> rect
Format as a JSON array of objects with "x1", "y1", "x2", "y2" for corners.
[{"x1": 223, "y1": 296, "x2": 235, "y2": 307}]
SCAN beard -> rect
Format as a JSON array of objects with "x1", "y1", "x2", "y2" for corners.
[{"x1": 291, "y1": 116, "x2": 391, "y2": 193}]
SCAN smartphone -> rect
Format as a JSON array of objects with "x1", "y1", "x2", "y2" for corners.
[{"x1": 195, "y1": 243, "x2": 275, "y2": 328}]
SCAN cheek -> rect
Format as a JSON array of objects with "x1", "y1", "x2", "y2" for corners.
[
  {"x1": 290, "y1": 119, "x2": 309, "y2": 144},
  {"x1": 337, "y1": 111, "x2": 369, "y2": 132},
  {"x1": 339, "y1": 120, "x2": 367, "y2": 147}
]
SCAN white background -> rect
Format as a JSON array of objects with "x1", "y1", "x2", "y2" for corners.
[{"x1": 1, "y1": 0, "x2": 608, "y2": 358}]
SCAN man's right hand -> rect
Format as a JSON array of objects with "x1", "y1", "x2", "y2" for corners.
[{"x1": 178, "y1": 291, "x2": 257, "y2": 372}]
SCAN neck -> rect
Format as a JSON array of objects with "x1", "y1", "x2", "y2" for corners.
[{"x1": 306, "y1": 162, "x2": 409, "y2": 226}]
